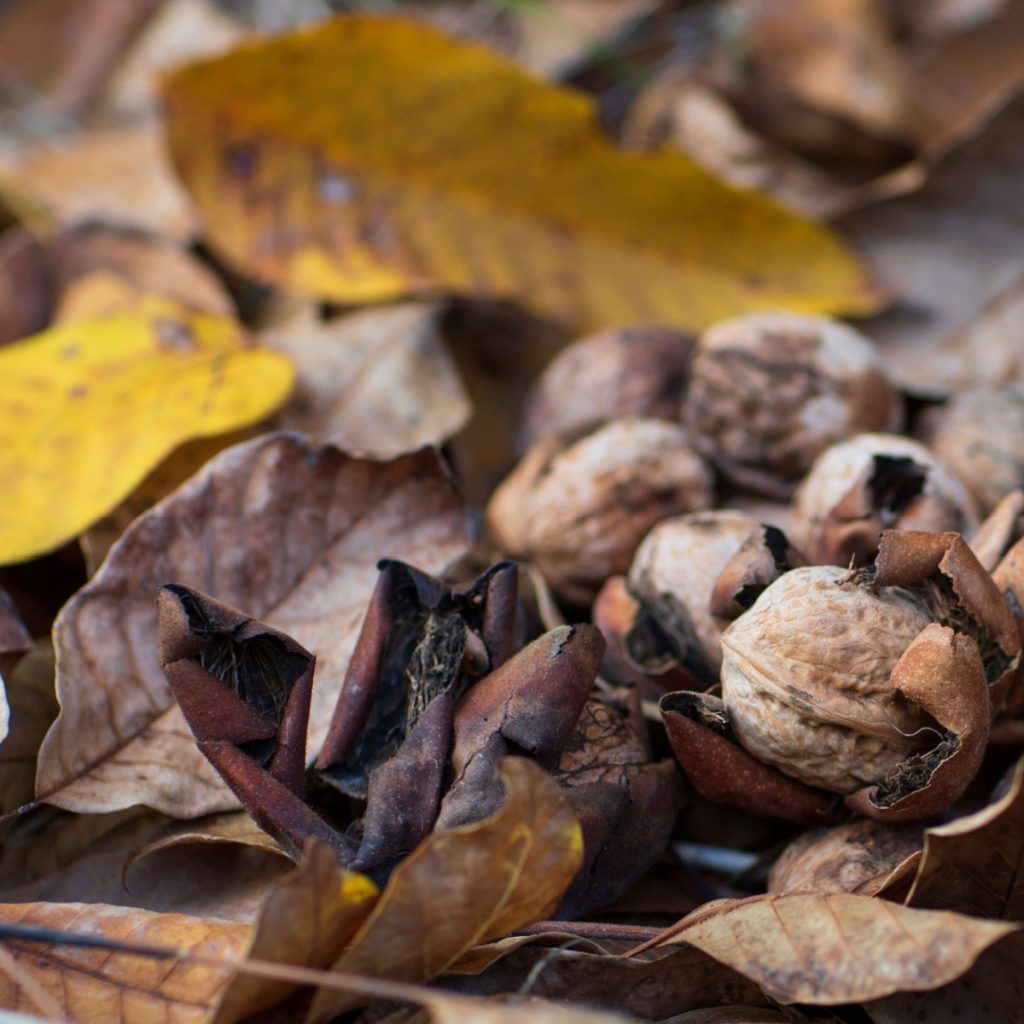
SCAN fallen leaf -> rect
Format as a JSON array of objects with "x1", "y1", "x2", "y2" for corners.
[
  {"x1": 36, "y1": 433, "x2": 468, "y2": 817},
  {"x1": 130, "y1": 810, "x2": 290, "y2": 867},
  {"x1": 211, "y1": 842, "x2": 379, "y2": 1024},
  {"x1": 306, "y1": 758, "x2": 583, "y2": 1022},
  {"x1": 0, "y1": 296, "x2": 294, "y2": 564},
  {"x1": 840, "y1": 89, "x2": 1024, "y2": 391},
  {"x1": 904, "y1": 756, "x2": 1024, "y2": 918},
  {"x1": 0, "y1": 123, "x2": 198, "y2": 241},
  {"x1": 656, "y1": 893, "x2": 1016, "y2": 1004},
  {"x1": 0, "y1": 640, "x2": 57, "y2": 811},
  {"x1": 0, "y1": 228, "x2": 49, "y2": 347},
  {"x1": 0, "y1": 901, "x2": 247, "y2": 1023},
  {"x1": 263, "y1": 302, "x2": 471, "y2": 458},
  {"x1": 864, "y1": 929, "x2": 1024, "y2": 1024},
  {"x1": 163, "y1": 15, "x2": 877, "y2": 335}
]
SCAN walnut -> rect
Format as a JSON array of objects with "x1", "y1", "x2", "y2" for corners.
[
  {"x1": 682, "y1": 312, "x2": 902, "y2": 498},
  {"x1": 718, "y1": 532, "x2": 1019, "y2": 820},
  {"x1": 791, "y1": 433, "x2": 979, "y2": 566},
  {"x1": 625, "y1": 510, "x2": 763, "y2": 684},
  {"x1": 918, "y1": 386, "x2": 1024, "y2": 515},
  {"x1": 768, "y1": 820, "x2": 922, "y2": 895},
  {"x1": 487, "y1": 417, "x2": 714, "y2": 605},
  {"x1": 518, "y1": 325, "x2": 695, "y2": 452}
]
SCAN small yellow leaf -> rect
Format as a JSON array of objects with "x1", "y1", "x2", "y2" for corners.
[
  {"x1": 0, "y1": 297, "x2": 293, "y2": 564},
  {"x1": 163, "y1": 16, "x2": 880, "y2": 335}
]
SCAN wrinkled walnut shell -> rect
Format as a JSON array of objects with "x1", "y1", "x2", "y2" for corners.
[{"x1": 488, "y1": 417, "x2": 714, "y2": 605}]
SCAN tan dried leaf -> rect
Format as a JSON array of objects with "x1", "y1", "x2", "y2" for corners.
[
  {"x1": 307, "y1": 758, "x2": 583, "y2": 1023},
  {"x1": 264, "y1": 302, "x2": 471, "y2": 458},
  {"x1": 36, "y1": 432, "x2": 468, "y2": 817},
  {"x1": 905, "y1": 756, "x2": 1024, "y2": 918},
  {"x1": 0, "y1": 901, "x2": 248, "y2": 1023},
  {"x1": 658, "y1": 893, "x2": 1016, "y2": 1004}
]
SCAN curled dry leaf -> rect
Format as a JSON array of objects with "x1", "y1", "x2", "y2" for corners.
[
  {"x1": 655, "y1": 892, "x2": 1016, "y2": 1005},
  {"x1": 904, "y1": 755, "x2": 1024, "y2": 918},
  {"x1": 488, "y1": 417, "x2": 714, "y2": 605},
  {"x1": 0, "y1": 900, "x2": 248, "y2": 1023},
  {"x1": 0, "y1": 296, "x2": 294, "y2": 564},
  {"x1": 211, "y1": 841, "x2": 379, "y2": 1024},
  {"x1": 306, "y1": 758, "x2": 583, "y2": 1023},
  {"x1": 683, "y1": 313, "x2": 902, "y2": 499},
  {"x1": 263, "y1": 302, "x2": 471, "y2": 458},
  {"x1": 768, "y1": 819, "x2": 922, "y2": 895},
  {"x1": 517, "y1": 325, "x2": 696, "y2": 453},
  {"x1": 660, "y1": 691, "x2": 843, "y2": 827},
  {"x1": 791, "y1": 433, "x2": 979, "y2": 566},
  {"x1": 162, "y1": 16, "x2": 878, "y2": 335},
  {"x1": 0, "y1": 228, "x2": 48, "y2": 347},
  {"x1": 37, "y1": 433, "x2": 468, "y2": 817}
]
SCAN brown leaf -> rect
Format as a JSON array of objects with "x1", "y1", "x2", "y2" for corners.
[
  {"x1": 448, "y1": 943, "x2": 771, "y2": 1020},
  {"x1": 0, "y1": 228, "x2": 49, "y2": 348},
  {"x1": 0, "y1": 640, "x2": 57, "y2": 812},
  {"x1": 656, "y1": 892, "x2": 1016, "y2": 1004},
  {"x1": 0, "y1": 584, "x2": 31, "y2": 685},
  {"x1": 131, "y1": 811, "x2": 290, "y2": 866},
  {"x1": 306, "y1": 758, "x2": 583, "y2": 1023},
  {"x1": 840, "y1": 90, "x2": 1024, "y2": 391},
  {"x1": 36, "y1": 433, "x2": 468, "y2": 817},
  {"x1": 0, "y1": 900, "x2": 247, "y2": 1022},
  {"x1": 211, "y1": 842, "x2": 379, "y2": 1024},
  {"x1": 904, "y1": 755, "x2": 1024, "y2": 918},
  {"x1": 0, "y1": 123, "x2": 198, "y2": 241},
  {"x1": 264, "y1": 302, "x2": 471, "y2": 458}
]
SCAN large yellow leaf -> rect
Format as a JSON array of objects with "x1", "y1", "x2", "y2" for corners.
[
  {"x1": 162, "y1": 16, "x2": 878, "y2": 334},
  {"x1": 0, "y1": 296, "x2": 293, "y2": 564}
]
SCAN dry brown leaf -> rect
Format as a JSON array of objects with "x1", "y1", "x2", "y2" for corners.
[
  {"x1": 36, "y1": 432, "x2": 468, "y2": 817},
  {"x1": 0, "y1": 123, "x2": 197, "y2": 241},
  {"x1": 840, "y1": 90, "x2": 1024, "y2": 391},
  {"x1": 306, "y1": 758, "x2": 583, "y2": 1023},
  {"x1": 212, "y1": 842, "x2": 379, "y2": 1024},
  {"x1": 447, "y1": 943, "x2": 771, "y2": 1020},
  {"x1": 657, "y1": 893, "x2": 1016, "y2": 1004},
  {"x1": 0, "y1": 900, "x2": 246, "y2": 1023},
  {"x1": 263, "y1": 302, "x2": 471, "y2": 458},
  {"x1": 130, "y1": 811, "x2": 290, "y2": 867},
  {"x1": 0, "y1": 640, "x2": 57, "y2": 811},
  {"x1": 0, "y1": 228, "x2": 49, "y2": 347},
  {"x1": 904, "y1": 756, "x2": 1024, "y2": 918},
  {"x1": 864, "y1": 929, "x2": 1024, "y2": 1023}
]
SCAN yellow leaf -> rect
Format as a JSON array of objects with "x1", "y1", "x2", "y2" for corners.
[
  {"x1": 0, "y1": 297, "x2": 293, "y2": 564},
  {"x1": 162, "y1": 15, "x2": 879, "y2": 335}
]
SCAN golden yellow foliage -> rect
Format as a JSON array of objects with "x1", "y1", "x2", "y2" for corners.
[
  {"x1": 0, "y1": 297, "x2": 293, "y2": 564},
  {"x1": 163, "y1": 16, "x2": 879, "y2": 335}
]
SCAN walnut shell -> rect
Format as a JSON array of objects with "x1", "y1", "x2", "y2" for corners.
[
  {"x1": 918, "y1": 386, "x2": 1024, "y2": 515},
  {"x1": 768, "y1": 819, "x2": 922, "y2": 895},
  {"x1": 683, "y1": 313, "x2": 902, "y2": 498},
  {"x1": 791, "y1": 433, "x2": 979, "y2": 565},
  {"x1": 487, "y1": 417, "x2": 714, "y2": 605},
  {"x1": 518, "y1": 325, "x2": 695, "y2": 452},
  {"x1": 720, "y1": 565, "x2": 934, "y2": 793},
  {"x1": 626, "y1": 510, "x2": 761, "y2": 679}
]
